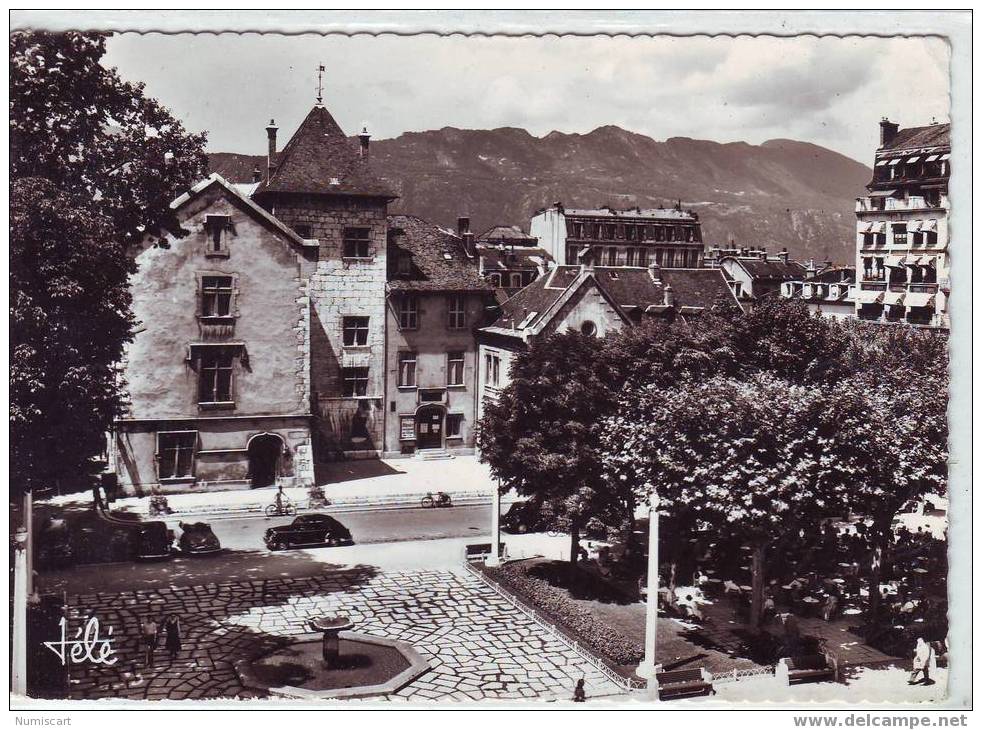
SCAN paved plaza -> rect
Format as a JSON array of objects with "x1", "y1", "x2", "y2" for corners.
[{"x1": 64, "y1": 567, "x2": 626, "y2": 703}]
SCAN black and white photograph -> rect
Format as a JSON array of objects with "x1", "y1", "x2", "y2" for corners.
[{"x1": 8, "y1": 9, "x2": 971, "y2": 718}]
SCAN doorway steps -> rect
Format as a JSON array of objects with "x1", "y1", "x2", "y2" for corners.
[{"x1": 416, "y1": 449, "x2": 455, "y2": 461}]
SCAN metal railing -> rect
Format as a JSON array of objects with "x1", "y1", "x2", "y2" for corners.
[
  {"x1": 462, "y1": 561, "x2": 647, "y2": 692},
  {"x1": 708, "y1": 665, "x2": 775, "y2": 685}
]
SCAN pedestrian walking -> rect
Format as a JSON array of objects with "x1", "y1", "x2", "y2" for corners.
[
  {"x1": 140, "y1": 615, "x2": 160, "y2": 667},
  {"x1": 908, "y1": 638, "x2": 933, "y2": 685},
  {"x1": 163, "y1": 614, "x2": 182, "y2": 660},
  {"x1": 572, "y1": 678, "x2": 586, "y2": 702}
]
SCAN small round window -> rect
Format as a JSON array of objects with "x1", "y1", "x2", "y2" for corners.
[{"x1": 581, "y1": 320, "x2": 597, "y2": 337}]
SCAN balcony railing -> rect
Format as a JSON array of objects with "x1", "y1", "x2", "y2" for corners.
[
  {"x1": 856, "y1": 196, "x2": 948, "y2": 213},
  {"x1": 888, "y1": 282, "x2": 907, "y2": 293},
  {"x1": 908, "y1": 283, "x2": 939, "y2": 294},
  {"x1": 860, "y1": 281, "x2": 886, "y2": 291}
]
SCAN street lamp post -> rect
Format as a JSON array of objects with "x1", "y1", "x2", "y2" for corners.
[
  {"x1": 12, "y1": 526, "x2": 29, "y2": 696},
  {"x1": 486, "y1": 479, "x2": 502, "y2": 567},
  {"x1": 635, "y1": 494, "x2": 660, "y2": 700}
]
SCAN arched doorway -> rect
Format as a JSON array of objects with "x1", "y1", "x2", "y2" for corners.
[
  {"x1": 248, "y1": 433, "x2": 284, "y2": 488},
  {"x1": 415, "y1": 405, "x2": 445, "y2": 451}
]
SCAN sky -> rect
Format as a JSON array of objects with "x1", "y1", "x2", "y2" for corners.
[{"x1": 102, "y1": 33, "x2": 950, "y2": 164}]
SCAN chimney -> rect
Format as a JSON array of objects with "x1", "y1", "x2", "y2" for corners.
[
  {"x1": 579, "y1": 246, "x2": 596, "y2": 272},
  {"x1": 778, "y1": 247, "x2": 789, "y2": 263},
  {"x1": 879, "y1": 117, "x2": 899, "y2": 147},
  {"x1": 252, "y1": 165, "x2": 262, "y2": 184},
  {"x1": 457, "y1": 216, "x2": 471, "y2": 236},
  {"x1": 648, "y1": 262, "x2": 662, "y2": 283},
  {"x1": 358, "y1": 125, "x2": 371, "y2": 157},
  {"x1": 663, "y1": 284, "x2": 675, "y2": 307},
  {"x1": 265, "y1": 119, "x2": 278, "y2": 178},
  {"x1": 806, "y1": 258, "x2": 817, "y2": 276},
  {"x1": 554, "y1": 201, "x2": 564, "y2": 215}
]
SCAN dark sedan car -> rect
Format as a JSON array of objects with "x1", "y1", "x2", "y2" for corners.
[
  {"x1": 501, "y1": 499, "x2": 559, "y2": 535},
  {"x1": 264, "y1": 514, "x2": 353, "y2": 550},
  {"x1": 178, "y1": 521, "x2": 222, "y2": 555},
  {"x1": 135, "y1": 521, "x2": 174, "y2": 560}
]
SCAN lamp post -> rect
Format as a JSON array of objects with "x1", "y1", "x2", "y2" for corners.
[
  {"x1": 635, "y1": 494, "x2": 660, "y2": 700},
  {"x1": 486, "y1": 479, "x2": 502, "y2": 567},
  {"x1": 12, "y1": 526, "x2": 29, "y2": 696}
]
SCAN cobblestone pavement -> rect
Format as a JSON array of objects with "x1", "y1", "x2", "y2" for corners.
[{"x1": 64, "y1": 568, "x2": 626, "y2": 703}]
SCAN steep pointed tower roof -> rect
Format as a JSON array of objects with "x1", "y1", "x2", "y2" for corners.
[{"x1": 258, "y1": 105, "x2": 396, "y2": 199}]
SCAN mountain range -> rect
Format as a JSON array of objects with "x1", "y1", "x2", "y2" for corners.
[{"x1": 209, "y1": 125, "x2": 872, "y2": 265}]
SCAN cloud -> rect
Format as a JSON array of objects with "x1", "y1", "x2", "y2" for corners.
[{"x1": 101, "y1": 33, "x2": 949, "y2": 163}]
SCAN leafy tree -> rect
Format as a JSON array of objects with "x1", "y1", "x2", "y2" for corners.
[
  {"x1": 603, "y1": 374, "x2": 870, "y2": 630},
  {"x1": 477, "y1": 331, "x2": 629, "y2": 563},
  {"x1": 10, "y1": 32, "x2": 207, "y2": 494},
  {"x1": 10, "y1": 31, "x2": 208, "y2": 245}
]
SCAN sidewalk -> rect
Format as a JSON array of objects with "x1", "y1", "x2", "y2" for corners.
[{"x1": 44, "y1": 455, "x2": 504, "y2": 519}]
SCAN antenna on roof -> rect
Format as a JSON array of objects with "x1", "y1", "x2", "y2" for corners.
[{"x1": 316, "y1": 64, "x2": 326, "y2": 106}]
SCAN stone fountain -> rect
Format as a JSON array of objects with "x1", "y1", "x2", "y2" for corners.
[{"x1": 235, "y1": 614, "x2": 430, "y2": 700}]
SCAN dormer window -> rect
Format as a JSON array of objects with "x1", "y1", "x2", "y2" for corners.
[
  {"x1": 397, "y1": 254, "x2": 412, "y2": 276},
  {"x1": 205, "y1": 215, "x2": 232, "y2": 256}
]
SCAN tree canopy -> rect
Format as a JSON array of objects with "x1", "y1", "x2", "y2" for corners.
[{"x1": 10, "y1": 31, "x2": 208, "y2": 494}]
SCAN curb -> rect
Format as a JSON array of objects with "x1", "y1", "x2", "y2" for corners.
[{"x1": 120, "y1": 491, "x2": 497, "y2": 521}]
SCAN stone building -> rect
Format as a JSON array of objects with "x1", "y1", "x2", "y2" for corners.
[
  {"x1": 252, "y1": 105, "x2": 398, "y2": 458},
  {"x1": 476, "y1": 257, "x2": 738, "y2": 421},
  {"x1": 529, "y1": 202, "x2": 704, "y2": 268},
  {"x1": 854, "y1": 119, "x2": 950, "y2": 328},
  {"x1": 384, "y1": 215, "x2": 495, "y2": 456},
  {"x1": 114, "y1": 175, "x2": 317, "y2": 494},
  {"x1": 470, "y1": 223, "x2": 552, "y2": 294},
  {"x1": 705, "y1": 246, "x2": 808, "y2": 306},
  {"x1": 780, "y1": 266, "x2": 857, "y2": 320}
]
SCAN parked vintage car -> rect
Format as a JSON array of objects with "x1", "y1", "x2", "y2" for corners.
[
  {"x1": 135, "y1": 521, "x2": 174, "y2": 560},
  {"x1": 500, "y1": 499, "x2": 559, "y2": 535},
  {"x1": 264, "y1": 514, "x2": 353, "y2": 551},
  {"x1": 178, "y1": 521, "x2": 222, "y2": 555}
]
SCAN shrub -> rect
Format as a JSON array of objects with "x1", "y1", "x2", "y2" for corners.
[{"x1": 483, "y1": 560, "x2": 644, "y2": 665}]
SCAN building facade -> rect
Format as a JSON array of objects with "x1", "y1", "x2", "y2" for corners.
[
  {"x1": 854, "y1": 119, "x2": 950, "y2": 328},
  {"x1": 472, "y1": 223, "x2": 552, "y2": 295},
  {"x1": 252, "y1": 106, "x2": 398, "y2": 458},
  {"x1": 529, "y1": 203, "x2": 704, "y2": 269},
  {"x1": 114, "y1": 175, "x2": 317, "y2": 495},
  {"x1": 476, "y1": 258, "x2": 738, "y2": 421},
  {"x1": 705, "y1": 247, "x2": 808, "y2": 306},
  {"x1": 780, "y1": 266, "x2": 857, "y2": 319},
  {"x1": 384, "y1": 215, "x2": 495, "y2": 456}
]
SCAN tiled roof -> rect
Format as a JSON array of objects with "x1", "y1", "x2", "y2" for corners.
[
  {"x1": 479, "y1": 246, "x2": 553, "y2": 271},
  {"x1": 879, "y1": 123, "x2": 950, "y2": 153},
  {"x1": 477, "y1": 225, "x2": 538, "y2": 244},
  {"x1": 386, "y1": 214, "x2": 493, "y2": 293},
  {"x1": 257, "y1": 106, "x2": 396, "y2": 198},
  {"x1": 733, "y1": 258, "x2": 807, "y2": 281},
  {"x1": 806, "y1": 266, "x2": 856, "y2": 284},
  {"x1": 489, "y1": 265, "x2": 736, "y2": 333}
]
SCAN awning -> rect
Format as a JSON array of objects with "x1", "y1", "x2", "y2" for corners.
[
  {"x1": 908, "y1": 256, "x2": 924, "y2": 266},
  {"x1": 888, "y1": 158, "x2": 903, "y2": 166},
  {"x1": 938, "y1": 153, "x2": 950, "y2": 161},
  {"x1": 907, "y1": 156, "x2": 921, "y2": 163},
  {"x1": 924, "y1": 219, "x2": 938, "y2": 232},
  {"x1": 908, "y1": 220, "x2": 923, "y2": 233},
  {"x1": 875, "y1": 160, "x2": 890, "y2": 167},
  {"x1": 905, "y1": 292, "x2": 936, "y2": 308},
  {"x1": 925, "y1": 154, "x2": 939, "y2": 162},
  {"x1": 883, "y1": 291, "x2": 906, "y2": 307},
  {"x1": 871, "y1": 221, "x2": 886, "y2": 234},
  {"x1": 885, "y1": 255, "x2": 906, "y2": 268},
  {"x1": 860, "y1": 222, "x2": 873, "y2": 233},
  {"x1": 868, "y1": 189, "x2": 897, "y2": 198},
  {"x1": 857, "y1": 290, "x2": 884, "y2": 305}
]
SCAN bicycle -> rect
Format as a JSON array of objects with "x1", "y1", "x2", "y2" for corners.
[
  {"x1": 420, "y1": 491, "x2": 452, "y2": 508},
  {"x1": 265, "y1": 495, "x2": 297, "y2": 518}
]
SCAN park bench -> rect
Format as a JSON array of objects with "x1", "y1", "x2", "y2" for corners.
[
  {"x1": 655, "y1": 668, "x2": 714, "y2": 700},
  {"x1": 464, "y1": 543, "x2": 507, "y2": 562},
  {"x1": 784, "y1": 654, "x2": 836, "y2": 684}
]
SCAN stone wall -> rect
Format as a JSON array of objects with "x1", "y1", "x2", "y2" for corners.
[{"x1": 270, "y1": 194, "x2": 390, "y2": 457}]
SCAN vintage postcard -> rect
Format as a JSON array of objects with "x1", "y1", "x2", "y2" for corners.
[{"x1": 8, "y1": 9, "x2": 971, "y2": 719}]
